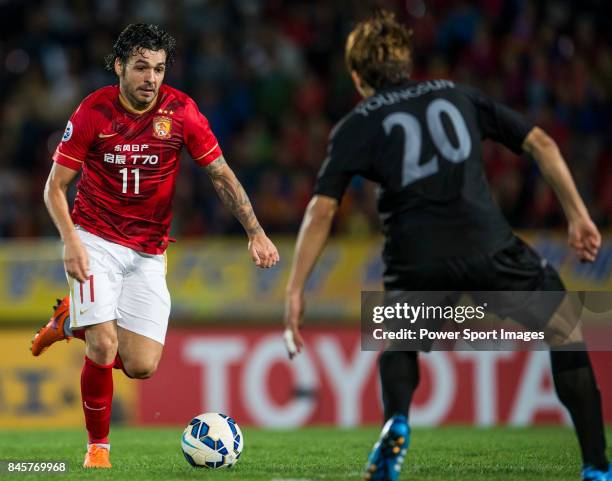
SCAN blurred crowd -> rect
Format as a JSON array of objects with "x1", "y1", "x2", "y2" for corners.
[{"x1": 1, "y1": 0, "x2": 611, "y2": 239}]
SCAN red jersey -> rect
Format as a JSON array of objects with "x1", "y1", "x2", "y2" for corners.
[{"x1": 53, "y1": 84, "x2": 222, "y2": 254}]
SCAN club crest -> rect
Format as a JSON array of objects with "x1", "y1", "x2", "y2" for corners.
[{"x1": 152, "y1": 115, "x2": 172, "y2": 139}]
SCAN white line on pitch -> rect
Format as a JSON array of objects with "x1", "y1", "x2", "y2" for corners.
[{"x1": 271, "y1": 478, "x2": 311, "y2": 481}]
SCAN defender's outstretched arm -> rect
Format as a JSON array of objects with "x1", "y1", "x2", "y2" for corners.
[
  {"x1": 284, "y1": 195, "x2": 338, "y2": 358},
  {"x1": 523, "y1": 127, "x2": 601, "y2": 262}
]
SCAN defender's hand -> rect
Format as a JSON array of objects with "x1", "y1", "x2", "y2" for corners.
[
  {"x1": 248, "y1": 233, "x2": 279, "y2": 268},
  {"x1": 63, "y1": 233, "x2": 89, "y2": 282},
  {"x1": 284, "y1": 290, "x2": 305, "y2": 359},
  {"x1": 568, "y1": 217, "x2": 601, "y2": 262}
]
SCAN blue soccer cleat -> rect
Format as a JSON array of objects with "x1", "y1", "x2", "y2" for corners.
[
  {"x1": 582, "y1": 463, "x2": 612, "y2": 481},
  {"x1": 363, "y1": 414, "x2": 410, "y2": 481}
]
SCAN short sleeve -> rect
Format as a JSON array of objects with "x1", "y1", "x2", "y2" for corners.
[
  {"x1": 183, "y1": 98, "x2": 222, "y2": 166},
  {"x1": 313, "y1": 114, "x2": 370, "y2": 201},
  {"x1": 460, "y1": 85, "x2": 534, "y2": 154},
  {"x1": 52, "y1": 103, "x2": 96, "y2": 171}
]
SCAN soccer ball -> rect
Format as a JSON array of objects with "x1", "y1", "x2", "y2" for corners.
[{"x1": 181, "y1": 412, "x2": 244, "y2": 468}]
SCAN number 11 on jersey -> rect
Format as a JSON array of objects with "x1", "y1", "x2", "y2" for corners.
[{"x1": 119, "y1": 167, "x2": 140, "y2": 194}]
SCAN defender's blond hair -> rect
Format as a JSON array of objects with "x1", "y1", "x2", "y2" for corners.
[{"x1": 345, "y1": 11, "x2": 413, "y2": 91}]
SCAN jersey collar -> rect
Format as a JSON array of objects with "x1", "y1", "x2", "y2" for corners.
[{"x1": 376, "y1": 79, "x2": 418, "y2": 94}]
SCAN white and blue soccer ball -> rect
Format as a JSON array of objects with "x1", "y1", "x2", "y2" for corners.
[{"x1": 181, "y1": 412, "x2": 244, "y2": 468}]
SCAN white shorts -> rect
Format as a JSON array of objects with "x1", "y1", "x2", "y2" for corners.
[{"x1": 67, "y1": 228, "x2": 171, "y2": 345}]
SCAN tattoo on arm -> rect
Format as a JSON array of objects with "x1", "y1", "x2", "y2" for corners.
[{"x1": 204, "y1": 155, "x2": 263, "y2": 236}]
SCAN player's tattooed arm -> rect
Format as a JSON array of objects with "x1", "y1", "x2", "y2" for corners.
[
  {"x1": 204, "y1": 155, "x2": 263, "y2": 236},
  {"x1": 204, "y1": 155, "x2": 280, "y2": 269}
]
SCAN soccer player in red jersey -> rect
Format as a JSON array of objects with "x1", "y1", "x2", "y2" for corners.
[{"x1": 31, "y1": 24, "x2": 279, "y2": 468}]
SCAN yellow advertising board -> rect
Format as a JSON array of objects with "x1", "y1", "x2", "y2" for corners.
[
  {"x1": 0, "y1": 331, "x2": 135, "y2": 428},
  {"x1": 0, "y1": 234, "x2": 610, "y2": 322}
]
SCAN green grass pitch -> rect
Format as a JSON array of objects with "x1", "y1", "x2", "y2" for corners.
[{"x1": 1, "y1": 426, "x2": 610, "y2": 480}]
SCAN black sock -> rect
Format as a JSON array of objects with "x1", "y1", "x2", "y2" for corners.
[
  {"x1": 379, "y1": 350, "x2": 420, "y2": 422},
  {"x1": 550, "y1": 345, "x2": 608, "y2": 470}
]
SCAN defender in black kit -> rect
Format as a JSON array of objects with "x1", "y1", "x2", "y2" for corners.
[{"x1": 284, "y1": 10, "x2": 609, "y2": 481}]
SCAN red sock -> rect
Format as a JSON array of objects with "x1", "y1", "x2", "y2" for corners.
[
  {"x1": 72, "y1": 328, "x2": 86, "y2": 341},
  {"x1": 81, "y1": 356, "x2": 113, "y2": 444},
  {"x1": 113, "y1": 353, "x2": 133, "y2": 378}
]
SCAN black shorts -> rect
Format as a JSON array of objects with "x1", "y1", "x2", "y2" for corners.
[
  {"x1": 384, "y1": 235, "x2": 564, "y2": 292},
  {"x1": 382, "y1": 235, "x2": 566, "y2": 336}
]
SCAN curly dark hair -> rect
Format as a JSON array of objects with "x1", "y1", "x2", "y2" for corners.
[
  {"x1": 345, "y1": 10, "x2": 413, "y2": 91},
  {"x1": 105, "y1": 23, "x2": 176, "y2": 72}
]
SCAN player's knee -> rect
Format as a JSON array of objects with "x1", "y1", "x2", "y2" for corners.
[
  {"x1": 86, "y1": 333, "x2": 118, "y2": 364},
  {"x1": 544, "y1": 322, "x2": 584, "y2": 347},
  {"x1": 131, "y1": 368, "x2": 155, "y2": 379},
  {"x1": 124, "y1": 359, "x2": 159, "y2": 379}
]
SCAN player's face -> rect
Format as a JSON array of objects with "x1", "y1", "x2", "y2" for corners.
[{"x1": 116, "y1": 49, "x2": 166, "y2": 110}]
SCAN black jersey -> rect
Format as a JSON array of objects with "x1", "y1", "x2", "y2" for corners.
[{"x1": 314, "y1": 79, "x2": 534, "y2": 267}]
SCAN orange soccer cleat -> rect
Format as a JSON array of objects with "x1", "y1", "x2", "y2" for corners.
[
  {"x1": 30, "y1": 296, "x2": 72, "y2": 356},
  {"x1": 83, "y1": 444, "x2": 112, "y2": 468}
]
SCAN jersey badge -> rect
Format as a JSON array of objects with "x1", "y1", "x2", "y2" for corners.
[
  {"x1": 152, "y1": 115, "x2": 172, "y2": 139},
  {"x1": 62, "y1": 121, "x2": 73, "y2": 142}
]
